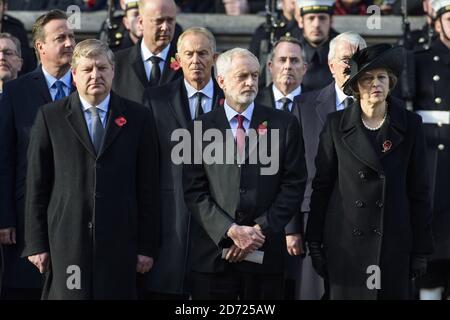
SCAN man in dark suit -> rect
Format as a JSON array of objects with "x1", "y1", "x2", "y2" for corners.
[
  {"x1": 248, "y1": 0, "x2": 301, "y2": 88},
  {"x1": 294, "y1": 31, "x2": 366, "y2": 299},
  {"x1": 23, "y1": 39, "x2": 159, "y2": 300},
  {"x1": 255, "y1": 36, "x2": 307, "y2": 299},
  {"x1": 143, "y1": 27, "x2": 223, "y2": 300},
  {"x1": 0, "y1": 0, "x2": 37, "y2": 75},
  {"x1": 0, "y1": 10, "x2": 75, "y2": 300},
  {"x1": 0, "y1": 33, "x2": 22, "y2": 96},
  {"x1": 183, "y1": 48, "x2": 307, "y2": 299},
  {"x1": 295, "y1": 0, "x2": 339, "y2": 92},
  {"x1": 112, "y1": 0, "x2": 183, "y2": 106}
]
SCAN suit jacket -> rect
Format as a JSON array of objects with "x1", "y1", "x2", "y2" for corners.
[
  {"x1": 23, "y1": 92, "x2": 159, "y2": 299},
  {"x1": 0, "y1": 66, "x2": 74, "y2": 289},
  {"x1": 256, "y1": 84, "x2": 305, "y2": 235},
  {"x1": 112, "y1": 40, "x2": 183, "y2": 106},
  {"x1": 183, "y1": 104, "x2": 307, "y2": 274},
  {"x1": 306, "y1": 97, "x2": 433, "y2": 299},
  {"x1": 144, "y1": 77, "x2": 224, "y2": 294},
  {"x1": 295, "y1": 82, "x2": 337, "y2": 214}
]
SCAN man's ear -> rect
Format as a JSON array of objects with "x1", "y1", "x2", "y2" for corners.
[
  {"x1": 212, "y1": 53, "x2": 219, "y2": 63},
  {"x1": 297, "y1": 15, "x2": 304, "y2": 29},
  {"x1": 216, "y1": 74, "x2": 225, "y2": 90}
]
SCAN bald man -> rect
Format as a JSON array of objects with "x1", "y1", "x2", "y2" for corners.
[{"x1": 112, "y1": 0, "x2": 183, "y2": 106}]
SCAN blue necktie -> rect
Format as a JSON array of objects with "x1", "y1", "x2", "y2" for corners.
[
  {"x1": 53, "y1": 80, "x2": 66, "y2": 101},
  {"x1": 87, "y1": 107, "x2": 105, "y2": 154}
]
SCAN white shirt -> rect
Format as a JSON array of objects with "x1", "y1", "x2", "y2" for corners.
[
  {"x1": 335, "y1": 83, "x2": 353, "y2": 111},
  {"x1": 184, "y1": 78, "x2": 214, "y2": 120},
  {"x1": 272, "y1": 85, "x2": 302, "y2": 112},
  {"x1": 42, "y1": 67, "x2": 72, "y2": 101},
  {"x1": 224, "y1": 101, "x2": 255, "y2": 138},
  {"x1": 79, "y1": 94, "x2": 110, "y2": 137},
  {"x1": 141, "y1": 42, "x2": 171, "y2": 81}
]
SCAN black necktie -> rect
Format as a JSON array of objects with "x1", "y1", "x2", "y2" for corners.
[
  {"x1": 280, "y1": 97, "x2": 291, "y2": 112},
  {"x1": 194, "y1": 92, "x2": 204, "y2": 119},
  {"x1": 87, "y1": 107, "x2": 105, "y2": 154},
  {"x1": 148, "y1": 56, "x2": 162, "y2": 87},
  {"x1": 343, "y1": 96, "x2": 354, "y2": 109}
]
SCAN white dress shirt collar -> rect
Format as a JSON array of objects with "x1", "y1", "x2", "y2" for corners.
[
  {"x1": 141, "y1": 41, "x2": 171, "y2": 63},
  {"x1": 272, "y1": 84, "x2": 302, "y2": 103},
  {"x1": 335, "y1": 83, "x2": 352, "y2": 110},
  {"x1": 184, "y1": 78, "x2": 214, "y2": 99},
  {"x1": 79, "y1": 94, "x2": 111, "y2": 114}
]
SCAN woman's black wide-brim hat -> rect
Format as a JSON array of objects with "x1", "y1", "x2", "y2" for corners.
[{"x1": 342, "y1": 44, "x2": 404, "y2": 96}]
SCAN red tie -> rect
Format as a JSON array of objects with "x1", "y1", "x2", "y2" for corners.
[{"x1": 235, "y1": 114, "x2": 246, "y2": 157}]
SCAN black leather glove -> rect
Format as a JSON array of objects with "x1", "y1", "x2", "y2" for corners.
[
  {"x1": 308, "y1": 242, "x2": 327, "y2": 279},
  {"x1": 410, "y1": 254, "x2": 428, "y2": 279}
]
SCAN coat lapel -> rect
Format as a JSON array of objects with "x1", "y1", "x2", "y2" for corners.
[
  {"x1": 32, "y1": 67, "x2": 53, "y2": 104},
  {"x1": 160, "y1": 43, "x2": 179, "y2": 85},
  {"x1": 65, "y1": 93, "x2": 97, "y2": 159},
  {"x1": 378, "y1": 98, "x2": 406, "y2": 158},
  {"x1": 168, "y1": 79, "x2": 191, "y2": 129},
  {"x1": 340, "y1": 102, "x2": 383, "y2": 173},
  {"x1": 255, "y1": 85, "x2": 276, "y2": 109},
  {"x1": 315, "y1": 82, "x2": 337, "y2": 125},
  {"x1": 246, "y1": 104, "x2": 268, "y2": 161},
  {"x1": 212, "y1": 80, "x2": 224, "y2": 110},
  {"x1": 98, "y1": 92, "x2": 126, "y2": 158},
  {"x1": 130, "y1": 42, "x2": 149, "y2": 88}
]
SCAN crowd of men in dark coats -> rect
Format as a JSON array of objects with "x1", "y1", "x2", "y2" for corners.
[{"x1": 0, "y1": 0, "x2": 449, "y2": 300}]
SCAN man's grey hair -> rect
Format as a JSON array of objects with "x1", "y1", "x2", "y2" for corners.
[
  {"x1": 0, "y1": 32, "x2": 21, "y2": 58},
  {"x1": 177, "y1": 27, "x2": 216, "y2": 53},
  {"x1": 216, "y1": 48, "x2": 260, "y2": 78},
  {"x1": 328, "y1": 32, "x2": 367, "y2": 61},
  {"x1": 71, "y1": 39, "x2": 114, "y2": 70}
]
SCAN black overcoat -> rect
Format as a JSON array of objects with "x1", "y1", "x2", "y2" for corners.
[
  {"x1": 306, "y1": 98, "x2": 434, "y2": 299},
  {"x1": 23, "y1": 92, "x2": 159, "y2": 299}
]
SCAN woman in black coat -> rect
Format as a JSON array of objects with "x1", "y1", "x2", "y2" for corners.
[{"x1": 305, "y1": 44, "x2": 434, "y2": 300}]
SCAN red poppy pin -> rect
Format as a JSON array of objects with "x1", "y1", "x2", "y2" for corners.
[
  {"x1": 169, "y1": 57, "x2": 181, "y2": 71},
  {"x1": 115, "y1": 116, "x2": 127, "y2": 127},
  {"x1": 382, "y1": 140, "x2": 392, "y2": 153},
  {"x1": 258, "y1": 121, "x2": 268, "y2": 135},
  {"x1": 219, "y1": 98, "x2": 225, "y2": 106}
]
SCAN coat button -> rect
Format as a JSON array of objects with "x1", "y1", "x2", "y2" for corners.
[
  {"x1": 352, "y1": 228, "x2": 363, "y2": 236},
  {"x1": 376, "y1": 200, "x2": 384, "y2": 208},
  {"x1": 438, "y1": 144, "x2": 445, "y2": 151},
  {"x1": 355, "y1": 200, "x2": 364, "y2": 208},
  {"x1": 433, "y1": 75, "x2": 440, "y2": 82},
  {"x1": 438, "y1": 122, "x2": 443, "y2": 127},
  {"x1": 379, "y1": 174, "x2": 385, "y2": 179},
  {"x1": 88, "y1": 222, "x2": 93, "y2": 229},
  {"x1": 418, "y1": 37, "x2": 425, "y2": 43},
  {"x1": 239, "y1": 188, "x2": 246, "y2": 194},
  {"x1": 372, "y1": 228, "x2": 382, "y2": 236},
  {"x1": 434, "y1": 55, "x2": 440, "y2": 62},
  {"x1": 358, "y1": 171, "x2": 366, "y2": 180},
  {"x1": 435, "y1": 97, "x2": 442, "y2": 104},
  {"x1": 236, "y1": 211, "x2": 244, "y2": 219}
]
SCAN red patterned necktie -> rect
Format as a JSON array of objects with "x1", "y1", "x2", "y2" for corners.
[{"x1": 235, "y1": 114, "x2": 246, "y2": 157}]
